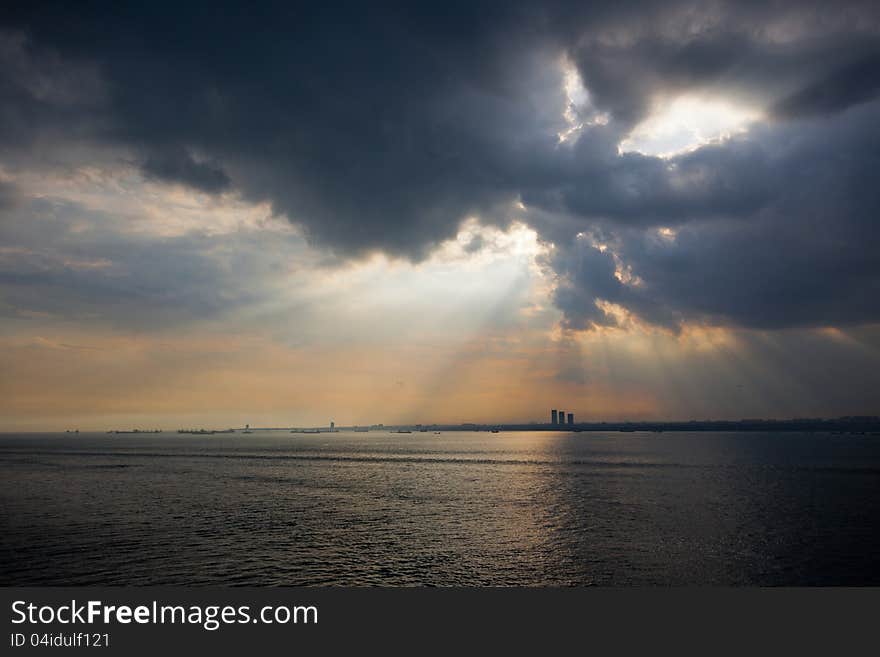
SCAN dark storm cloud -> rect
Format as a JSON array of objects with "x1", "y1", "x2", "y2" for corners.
[
  {"x1": 552, "y1": 100, "x2": 880, "y2": 330},
  {"x1": 772, "y1": 51, "x2": 880, "y2": 119},
  {"x1": 141, "y1": 148, "x2": 231, "y2": 194},
  {"x1": 1, "y1": 1, "x2": 568, "y2": 258},
  {"x1": 1, "y1": 1, "x2": 880, "y2": 329},
  {"x1": 566, "y1": 21, "x2": 880, "y2": 128},
  {"x1": 523, "y1": 131, "x2": 777, "y2": 227}
]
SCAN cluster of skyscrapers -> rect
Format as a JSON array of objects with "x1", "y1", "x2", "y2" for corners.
[{"x1": 551, "y1": 409, "x2": 574, "y2": 426}]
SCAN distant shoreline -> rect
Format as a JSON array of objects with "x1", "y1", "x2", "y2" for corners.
[
  {"x1": 210, "y1": 419, "x2": 880, "y2": 434},
  {"x1": 6, "y1": 417, "x2": 880, "y2": 435}
]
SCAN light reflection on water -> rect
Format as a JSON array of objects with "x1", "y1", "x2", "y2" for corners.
[{"x1": 1, "y1": 431, "x2": 878, "y2": 585}]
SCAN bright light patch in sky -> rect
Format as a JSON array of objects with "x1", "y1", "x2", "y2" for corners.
[
  {"x1": 619, "y1": 95, "x2": 762, "y2": 157},
  {"x1": 557, "y1": 60, "x2": 608, "y2": 143}
]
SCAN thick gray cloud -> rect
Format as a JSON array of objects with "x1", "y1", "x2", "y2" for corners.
[
  {"x1": 772, "y1": 51, "x2": 880, "y2": 119},
  {"x1": 141, "y1": 148, "x2": 231, "y2": 194},
  {"x1": 1, "y1": 1, "x2": 879, "y2": 330},
  {"x1": 551, "y1": 98, "x2": 880, "y2": 330},
  {"x1": 1, "y1": 2, "x2": 569, "y2": 257}
]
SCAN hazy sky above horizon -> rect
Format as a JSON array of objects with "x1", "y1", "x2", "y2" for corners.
[{"x1": 2, "y1": 1, "x2": 879, "y2": 429}]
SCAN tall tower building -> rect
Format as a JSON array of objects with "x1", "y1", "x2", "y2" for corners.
[
  {"x1": 558, "y1": 410, "x2": 564, "y2": 426},
  {"x1": 551, "y1": 410, "x2": 558, "y2": 425},
  {"x1": 567, "y1": 413, "x2": 574, "y2": 425}
]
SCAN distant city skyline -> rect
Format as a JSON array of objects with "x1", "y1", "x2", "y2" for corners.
[{"x1": 12, "y1": 412, "x2": 880, "y2": 434}]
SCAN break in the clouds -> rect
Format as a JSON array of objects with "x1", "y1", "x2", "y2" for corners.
[{"x1": 3, "y1": 0, "x2": 879, "y2": 332}]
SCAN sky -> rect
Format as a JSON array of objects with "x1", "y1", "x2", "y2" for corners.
[{"x1": 1, "y1": 1, "x2": 879, "y2": 430}]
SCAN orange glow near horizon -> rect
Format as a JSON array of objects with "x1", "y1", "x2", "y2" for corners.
[{"x1": 1, "y1": 167, "x2": 879, "y2": 431}]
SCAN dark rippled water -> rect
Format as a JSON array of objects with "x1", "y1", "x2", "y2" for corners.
[{"x1": 2, "y1": 431, "x2": 879, "y2": 585}]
